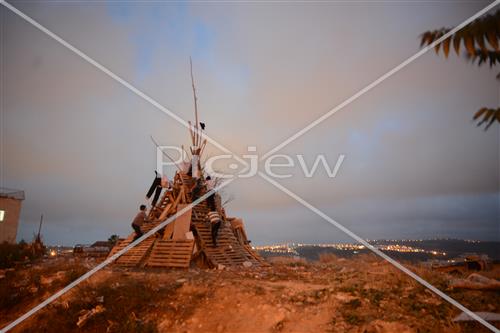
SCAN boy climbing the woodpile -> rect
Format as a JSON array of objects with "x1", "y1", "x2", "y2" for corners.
[
  {"x1": 205, "y1": 176, "x2": 216, "y2": 211},
  {"x1": 131, "y1": 204, "x2": 148, "y2": 241},
  {"x1": 205, "y1": 176, "x2": 222, "y2": 246},
  {"x1": 208, "y1": 211, "x2": 222, "y2": 247}
]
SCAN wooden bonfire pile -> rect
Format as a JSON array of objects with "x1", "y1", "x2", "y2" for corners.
[
  {"x1": 108, "y1": 170, "x2": 266, "y2": 269},
  {"x1": 108, "y1": 61, "x2": 266, "y2": 269}
]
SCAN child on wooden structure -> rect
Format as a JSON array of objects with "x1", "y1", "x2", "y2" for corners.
[
  {"x1": 132, "y1": 205, "x2": 147, "y2": 241},
  {"x1": 204, "y1": 175, "x2": 221, "y2": 246},
  {"x1": 205, "y1": 176, "x2": 217, "y2": 211},
  {"x1": 208, "y1": 211, "x2": 222, "y2": 247}
]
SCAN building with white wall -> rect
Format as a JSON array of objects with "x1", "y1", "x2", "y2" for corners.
[{"x1": 0, "y1": 188, "x2": 25, "y2": 244}]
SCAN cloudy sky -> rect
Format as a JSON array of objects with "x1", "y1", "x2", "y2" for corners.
[{"x1": 1, "y1": 0, "x2": 498, "y2": 246}]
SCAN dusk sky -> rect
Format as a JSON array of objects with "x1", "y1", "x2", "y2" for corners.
[{"x1": 1, "y1": 1, "x2": 499, "y2": 246}]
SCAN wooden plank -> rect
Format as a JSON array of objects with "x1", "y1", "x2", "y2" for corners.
[
  {"x1": 158, "y1": 203, "x2": 172, "y2": 221},
  {"x1": 162, "y1": 219, "x2": 175, "y2": 240},
  {"x1": 107, "y1": 234, "x2": 134, "y2": 259},
  {"x1": 172, "y1": 204, "x2": 192, "y2": 240}
]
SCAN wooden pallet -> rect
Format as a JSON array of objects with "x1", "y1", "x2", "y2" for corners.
[
  {"x1": 115, "y1": 237, "x2": 155, "y2": 267},
  {"x1": 107, "y1": 235, "x2": 134, "y2": 259},
  {"x1": 146, "y1": 239, "x2": 194, "y2": 268},
  {"x1": 192, "y1": 212, "x2": 264, "y2": 268},
  {"x1": 196, "y1": 202, "x2": 268, "y2": 266},
  {"x1": 141, "y1": 222, "x2": 161, "y2": 233}
]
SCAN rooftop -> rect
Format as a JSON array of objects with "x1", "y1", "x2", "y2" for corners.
[{"x1": 0, "y1": 187, "x2": 25, "y2": 200}]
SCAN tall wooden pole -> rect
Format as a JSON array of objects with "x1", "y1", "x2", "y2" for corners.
[{"x1": 190, "y1": 57, "x2": 200, "y2": 149}]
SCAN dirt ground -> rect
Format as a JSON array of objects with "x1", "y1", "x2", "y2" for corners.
[{"x1": 1, "y1": 254, "x2": 499, "y2": 333}]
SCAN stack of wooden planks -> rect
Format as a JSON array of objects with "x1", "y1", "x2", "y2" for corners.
[
  {"x1": 192, "y1": 222, "x2": 265, "y2": 267},
  {"x1": 107, "y1": 170, "x2": 267, "y2": 269},
  {"x1": 107, "y1": 235, "x2": 134, "y2": 258},
  {"x1": 146, "y1": 239, "x2": 194, "y2": 268},
  {"x1": 191, "y1": 204, "x2": 267, "y2": 268},
  {"x1": 115, "y1": 237, "x2": 155, "y2": 267}
]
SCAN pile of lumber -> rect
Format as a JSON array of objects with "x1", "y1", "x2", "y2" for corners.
[
  {"x1": 108, "y1": 64, "x2": 266, "y2": 269},
  {"x1": 108, "y1": 171, "x2": 266, "y2": 269}
]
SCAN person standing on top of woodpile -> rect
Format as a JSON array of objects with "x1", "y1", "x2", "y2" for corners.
[{"x1": 132, "y1": 205, "x2": 148, "y2": 241}]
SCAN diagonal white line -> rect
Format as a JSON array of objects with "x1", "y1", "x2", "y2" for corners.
[
  {"x1": 2, "y1": 1, "x2": 497, "y2": 332},
  {"x1": 0, "y1": 177, "x2": 237, "y2": 333},
  {"x1": 261, "y1": 0, "x2": 500, "y2": 160},
  {"x1": 0, "y1": 0, "x2": 248, "y2": 171},
  {"x1": 258, "y1": 172, "x2": 500, "y2": 333}
]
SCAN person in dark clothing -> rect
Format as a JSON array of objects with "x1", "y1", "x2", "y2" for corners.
[
  {"x1": 151, "y1": 186, "x2": 163, "y2": 207},
  {"x1": 211, "y1": 221, "x2": 221, "y2": 247},
  {"x1": 132, "y1": 205, "x2": 147, "y2": 241},
  {"x1": 208, "y1": 211, "x2": 222, "y2": 247},
  {"x1": 147, "y1": 171, "x2": 164, "y2": 208},
  {"x1": 206, "y1": 176, "x2": 217, "y2": 211},
  {"x1": 191, "y1": 178, "x2": 204, "y2": 201},
  {"x1": 146, "y1": 171, "x2": 161, "y2": 199}
]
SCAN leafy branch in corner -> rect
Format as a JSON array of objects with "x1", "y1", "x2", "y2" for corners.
[{"x1": 420, "y1": 9, "x2": 500, "y2": 129}]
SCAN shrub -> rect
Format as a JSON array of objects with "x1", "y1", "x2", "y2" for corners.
[{"x1": 0, "y1": 241, "x2": 43, "y2": 269}]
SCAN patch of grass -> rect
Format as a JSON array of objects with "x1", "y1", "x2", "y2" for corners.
[
  {"x1": 0, "y1": 263, "x2": 84, "y2": 311},
  {"x1": 345, "y1": 298, "x2": 361, "y2": 309},
  {"x1": 339, "y1": 285, "x2": 358, "y2": 294},
  {"x1": 285, "y1": 260, "x2": 309, "y2": 268},
  {"x1": 361, "y1": 288, "x2": 384, "y2": 306},
  {"x1": 344, "y1": 312, "x2": 361, "y2": 325},
  {"x1": 254, "y1": 285, "x2": 266, "y2": 295},
  {"x1": 318, "y1": 253, "x2": 338, "y2": 264},
  {"x1": 31, "y1": 277, "x2": 163, "y2": 332},
  {"x1": 273, "y1": 319, "x2": 285, "y2": 332},
  {"x1": 63, "y1": 265, "x2": 88, "y2": 284}
]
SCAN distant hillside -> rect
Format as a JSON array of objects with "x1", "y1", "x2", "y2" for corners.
[{"x1": 257, "y1": 239, "x2": 500, "y2": 263}]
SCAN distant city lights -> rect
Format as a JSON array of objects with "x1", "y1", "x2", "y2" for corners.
[{"x1": 255, "y1": 242, "x2": 447, "y2": 256}]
